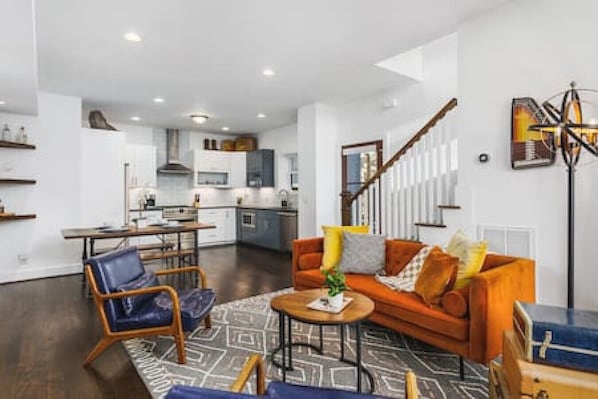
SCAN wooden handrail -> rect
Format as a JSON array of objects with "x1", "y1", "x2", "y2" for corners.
[{"x1": 349, "y1": 98, "x2": 457, "y2": 202}]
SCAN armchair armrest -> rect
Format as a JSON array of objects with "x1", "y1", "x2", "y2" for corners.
[
  {"x1": 155, "y1": 266, "x2": 209, "y2": 289},
  {"x1": 468, "y1": 258, "x2": 535, "y2": 363},
  {"x1": 229, "y1": 354, "x2": 266, "y2": 395}
]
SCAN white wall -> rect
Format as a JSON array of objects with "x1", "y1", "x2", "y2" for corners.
[
  {"x1": 257, "y1": 123, "x2": 298, "y2": 193},
  {"x1": 335, "y1": 33, "x2": 457, "y2": 155},
  {"x1": 458, "y1": 0, "x2": 598, "y2": 309},
  {"x1": 0, "y1": 92, "x2": 83, "y2": 282}
]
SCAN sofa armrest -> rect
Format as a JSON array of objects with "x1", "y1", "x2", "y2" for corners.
[
  {"x1": 468, "y1": 258, "x2": 535, "y2": 363},
  {"x1": 292, "y1": 238, "x2": 324, "y2": 287}
]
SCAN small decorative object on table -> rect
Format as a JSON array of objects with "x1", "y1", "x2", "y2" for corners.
[
  {"x1": 322, "y1": 265, "x2": 346, "y2": 310},
  {"x1": 2, "y1": 124, "x2": 11, "y2": 141}
]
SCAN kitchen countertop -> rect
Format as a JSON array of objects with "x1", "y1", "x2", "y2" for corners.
[{"x1": 130, "y1": 205, "x2": 298, "y2": 212}]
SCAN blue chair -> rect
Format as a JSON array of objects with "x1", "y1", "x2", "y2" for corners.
[
  {"x1": 83, "y1": 246, "x2": 215, "y2": 365},
  {"x1": 165, "y1": 354, "x2": 418, "y2": 398}
]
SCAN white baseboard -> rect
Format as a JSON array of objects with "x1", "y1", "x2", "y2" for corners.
[{"x1": 0, "y1": 263, "x2": 81, "y2": 284}]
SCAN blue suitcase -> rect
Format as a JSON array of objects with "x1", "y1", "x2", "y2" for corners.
[{"x1": 513, "y1": 301, "x2": 598, "y2": 373}]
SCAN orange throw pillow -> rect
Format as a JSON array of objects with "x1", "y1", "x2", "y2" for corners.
[{"x1": 414, "y1": 247, "x2": 459, "y2": 306}]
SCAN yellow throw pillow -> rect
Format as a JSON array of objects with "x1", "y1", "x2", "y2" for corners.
[
  {"x1": 321, "y1": 225, "x2": 369, "y2": 270},
  {"x1": 446, "y1": 230, "x2": 488, "y2": 289}
]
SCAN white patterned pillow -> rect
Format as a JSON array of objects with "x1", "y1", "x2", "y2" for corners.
[{"x1": 388, "y1": 246, "x2": 433, "y2": 292}]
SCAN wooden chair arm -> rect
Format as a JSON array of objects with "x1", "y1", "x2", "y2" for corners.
[
  {"x1": 229, "y1": 354, "x2": 266, "y2": 395},
  {"x1": 96, "y1": 285, "x2": 178, "y2": 301},
  {"x1": 155, "y1": 266, "x2": 209, "y2": 289},
  {"x1": 405, "y1": 370, "x2": 419, "y2": 399}
]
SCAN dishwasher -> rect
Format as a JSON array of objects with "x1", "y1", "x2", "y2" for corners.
[{"x1": 277, "y1": 211, "x2": 297, "y2": 252}]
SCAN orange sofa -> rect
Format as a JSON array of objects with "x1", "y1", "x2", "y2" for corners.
[{"x1": 292, "y1": 238, "x2": 535, "y2": 365}]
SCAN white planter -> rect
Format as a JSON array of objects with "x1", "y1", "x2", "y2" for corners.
[{"x1": 327, "y1": 292, "x2": 344, "y2": 310}]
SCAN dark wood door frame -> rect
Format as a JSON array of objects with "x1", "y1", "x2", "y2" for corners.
[{"x1": 341, "y1": 140, "x2": 383, "y2": 195}]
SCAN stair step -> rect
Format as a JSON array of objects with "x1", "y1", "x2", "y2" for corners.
[
  {"x1": 438, "y1": 205, "x2": 461, "y2": 210},
  {"x1": 414, "y1": 222, "x2": 447, "y2": 228}
]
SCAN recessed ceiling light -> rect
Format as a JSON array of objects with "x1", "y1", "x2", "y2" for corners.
[
  {"x1": 131, "y1": 116, "x2": 141, "y2": 121},
  {"x1": 222, "y1": 127, "x2": 230, "y2": 131},
  {"x1": 190, "y1": 114, "x2": 209, "y2": 124},
  {"x1": 153, "y1": 97, "x2": 165, "y2": 103},
  {"x1": 124, "y1": 32, "x2": 143, "y2": 42},
  {"x1": 257, "y1": 113, "x2": 266, "y2": 118},
  {"x1": 0, "y1": 100, "x2": 5, "y2": 105},
  {"x1": 262, "y1": 68, "x2": 275, "y2": 77}
]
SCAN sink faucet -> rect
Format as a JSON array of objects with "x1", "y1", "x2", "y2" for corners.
[{"x1": 278, "y1": 189, "x2": 289, "y2": 208}]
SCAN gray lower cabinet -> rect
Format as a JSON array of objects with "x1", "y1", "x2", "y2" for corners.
[{"x1": 238, "y1": 208, "x2": 290, "y2": 251}]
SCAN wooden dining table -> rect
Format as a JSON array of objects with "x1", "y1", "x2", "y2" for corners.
[{"x1": 62, "y1": 222, "x2": 215, "y2": 291}]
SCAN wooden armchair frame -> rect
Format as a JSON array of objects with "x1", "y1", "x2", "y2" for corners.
[
  {"x1": 229, "y1": 355, "x2": 419, "y2": 398},
  {"x1": 84, "y1": 265, "x2": 212, "y2": 366}
]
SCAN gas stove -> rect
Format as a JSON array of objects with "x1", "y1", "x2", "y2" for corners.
[{"x1": 162, "y1": 206, "x2": 197, "y2": 221}]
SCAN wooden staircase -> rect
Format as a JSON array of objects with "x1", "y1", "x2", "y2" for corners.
[{"x1": 341, "y1": 98, "x2": 461, "y2": 244}]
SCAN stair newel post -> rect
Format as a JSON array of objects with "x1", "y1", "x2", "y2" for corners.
[{"x1": 340, "y1": 191, "x2": 354, "y2": 226}]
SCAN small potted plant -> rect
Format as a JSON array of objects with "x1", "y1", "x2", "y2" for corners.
[{"x1": 322, "y1": 266, "x2": 347, "y2": 309}]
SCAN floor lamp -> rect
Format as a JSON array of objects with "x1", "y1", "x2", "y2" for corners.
[{"x1": 529, "y1": 82, "x2": 598, "y2": 308}]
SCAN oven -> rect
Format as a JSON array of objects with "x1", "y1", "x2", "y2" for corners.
[
  {"x1": 162, "y1": 206, "x2": 198, "y2": 249},
  {"x1": 241, "y1": 211, "x2": 256, "y2": 229}
]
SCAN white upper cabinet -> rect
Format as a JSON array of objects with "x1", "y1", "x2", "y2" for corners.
[
  {"x1": 229, "y1": 152, "x2": 246, "y2": 188},
  {"x1": 126, "y1": 144, "x2": 157, "y2": 188},
  {"x1": 192, "y1": 150, "x2": 246, "y2": 188}
]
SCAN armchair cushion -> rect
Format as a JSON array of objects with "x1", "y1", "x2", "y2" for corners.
[
  {"x1": 155, "y1": 288, "x2": 216, "y2": 331},
  {"x1": 266, "y1": 381, "x2": 386, "y2": 398},
  {"x1": 117, "y1": 270, "x2": 159, "y2": 316},
  {"x1": 166, "y1": 385, "x2": 255, "y2": 398}
]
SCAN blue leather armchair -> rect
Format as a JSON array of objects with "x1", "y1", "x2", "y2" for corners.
[
  {"x1": 165, "y1": 355, "x2": 417, "y2": 398},
  {"x1": 83, "y1": 246, "x2": 215, "y2": 365}
]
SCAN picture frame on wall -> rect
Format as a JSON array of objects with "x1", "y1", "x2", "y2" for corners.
[{"x1": 511, "y1": 97, "x2": 556, "y2": 169}]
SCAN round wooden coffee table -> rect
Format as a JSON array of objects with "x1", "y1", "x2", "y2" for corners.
[{"x1": 270, "y1": 288, "x2": 375, "y2": 393}]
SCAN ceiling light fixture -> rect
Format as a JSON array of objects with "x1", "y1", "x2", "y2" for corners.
[
  {"x1": 222, "y1": 127, "x2": 230, "y2": 131},
  {"x1": 190, "y1": 114, "x2": 209, "y2": 124},
  {"x1": 131, "y1": 116, "x2": 141, "y2": 121},
  {"x1": 257, "y1": 113, "x2": 266, "y2": 118},
  {"x1": 0, "y1": 100, "x2": 5, "y2": 105},
  {"x1": 262, "y1": 68, "x2": 275, "y2": 77},
  {"x1": 153, "y1": 97, "x2": 165, "y2": 103},
  {"x1": 124, "y1": 32, "x2": 143, "y2": 42}
]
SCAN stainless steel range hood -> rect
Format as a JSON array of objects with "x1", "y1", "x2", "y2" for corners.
[{"x1": 157, "y1": 129, "x2": 193, "y2": 174}]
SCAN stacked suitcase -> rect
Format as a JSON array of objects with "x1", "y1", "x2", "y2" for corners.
[{"x1": 490, "y1": 302, "x2": 598, "y2": 398}]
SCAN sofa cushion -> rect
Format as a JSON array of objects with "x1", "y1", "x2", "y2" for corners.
[
  {"x1": 166, "y1": 385, "x2": 255, "y2": 398},
  {"x1": 321, "y1": 225, "x2": 369, "y2": 270},
  {"x1": 298, "y1": 253, "x2": 323, "y2": 271},
  {"x1": 117, "y1": 270, "x2": 159, "y2": 316},
  {"x1": 414, "y1": 249, "x2": 458, "y2": 306},
  {"x1": 385, "y1": 240, "x2": 425, "y2": 276},
  {"x1": 447, "y1": 230, "x2": 488, "y2": 289},
  {"x1": 338, "y1": 232, "x2": 386, "y2": 275},
  {"x1": 391, "y1": 245, "x2": 434, "y2": 291},
  {"x1": 441, "y1": 286, "x2": 470, "y2": 318}
]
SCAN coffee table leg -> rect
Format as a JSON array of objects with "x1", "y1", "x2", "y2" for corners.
[
  {"x1": 319, "y1": 325, "x2": 323, "y2": 353},
  {"x1": 287, "y1": 317, "x2": 293, "y2": 369},
  {"x1": 356, "y1": 321, "x2": 362, "y2": 393},
  {"x1": 340, "y1": 325, "x2": 345, "y2": 361},
  {"x1": 281, "y1": 312, "x2": 286, "y2": 382}
]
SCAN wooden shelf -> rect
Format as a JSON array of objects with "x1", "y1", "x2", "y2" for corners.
[
  {"x1": 0, "y1": 178, "x2": 36, "y2": 184},
  {"x1": 0, "y1": 140, "x2": 36, "y2": 150},
  {"x1": 0, "y1": 214, "x2": 37, "y2": 222}
]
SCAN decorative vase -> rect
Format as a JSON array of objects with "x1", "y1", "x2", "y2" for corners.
[{"x1": 327, "y1": 292, "x2": 344, "y2": 310}]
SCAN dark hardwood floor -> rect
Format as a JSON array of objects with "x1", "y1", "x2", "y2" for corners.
[{"x1": 0, "y1": 245, "x2": 291, "y2": 399}]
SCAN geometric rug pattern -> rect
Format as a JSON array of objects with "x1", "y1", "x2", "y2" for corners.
[{"x1": 124, "y1": 289, "x2": 489, "y2": 398}]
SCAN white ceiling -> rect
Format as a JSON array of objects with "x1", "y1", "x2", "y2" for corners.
[{"x1": 11, "y1": 0, "x2": 509, "y2": 132}]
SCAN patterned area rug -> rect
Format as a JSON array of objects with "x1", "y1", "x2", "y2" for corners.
[{"x1": 123, "y1": 289, "x2": 489, "y2": 398}]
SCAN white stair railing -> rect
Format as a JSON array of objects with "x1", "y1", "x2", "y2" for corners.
[{"x1": 341, "y1": 98, "x2": 458, "y2": 240}]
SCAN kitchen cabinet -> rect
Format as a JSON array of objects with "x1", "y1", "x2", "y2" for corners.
[
  {"x1": 192, "y1": 150, "x2": 230, "y2": 187},
  {"x1": 247, "y1": 149, "x2": 274, "y2": 187},
  {"x1": 229, "y1": 152, "x2": 246, "y2": 188},
  {"x1": 197, "y1": 207, "x2": 236, "y2": 246},
  {"x1": 256, "y1": 209, "x2": 281, "y2": 250},
  {"x1": 237, "y1": 207, "x2": 295, "y2": 251},
  {"x1": 126, "y1": 144, "x2": 157, "y2": 188}
]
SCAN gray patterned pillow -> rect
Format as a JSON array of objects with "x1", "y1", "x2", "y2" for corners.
[{"x1": 338, "y1": 231, "x2": 386, "y2": 274}]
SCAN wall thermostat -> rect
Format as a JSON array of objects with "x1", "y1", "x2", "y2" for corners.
[{"x1": 478, "y1": 153, "x2": 490, "y2": 163}]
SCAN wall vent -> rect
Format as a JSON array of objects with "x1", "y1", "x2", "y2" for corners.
[{"x1": 477, "y1": 225, "x2": 535, "y2": 259}]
